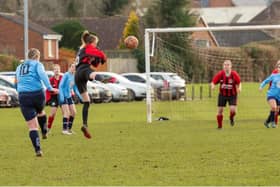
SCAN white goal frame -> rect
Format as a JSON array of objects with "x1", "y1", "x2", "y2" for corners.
[{"x1": 145, "y1": 24, "x2": 280, "y2": 123}]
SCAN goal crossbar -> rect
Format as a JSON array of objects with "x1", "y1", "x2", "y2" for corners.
[
  {"x1": 145, "y1": 24, "x2": 280, "y2": 33},
  {"x1": 144, "y1": 24, "x2": 280, "y2": 123}
]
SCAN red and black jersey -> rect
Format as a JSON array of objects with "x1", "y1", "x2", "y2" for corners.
[
  {"x1": 46, "y1": 75, "x2": 62, "y2": 102},
  {"x1": 212, "y1": 70, "x2": 241, "y2": 96},
  {"x1": 77, "y1": 44, "x2": 107, "y2": 67},
  {"x1": 49, "y1": 75, "x2": 62, "y2": 89}
]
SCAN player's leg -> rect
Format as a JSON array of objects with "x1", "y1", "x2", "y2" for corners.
[
  {"x1": 37, "y1": 111, "x2": 48, "y2": 139},
  {"x1": 264, "y1": 111, "x2": 273, "y2": 127},
  {"x1": 61, "y1": 103, "x2": 71, "y2": 134},
  {"x1": 89, "y1": 71, "x2": 97, "y2": 80},
  {"x1": 275, "y1": 106, "x2": 279, "y2": 127},
  {"x1": 80, "y1": 92, "x2": 91, "y2": 138},
  {"x1": 68, "y1": 98, "x2": 77, "y2": 133},
  {"x1": 27, "y1": 118, "x2": 42, "y2": 156},
  {"x1": 275, "y1": 100, "x2": 280, "y2": 127},
  {"x1": 216, "y1": 94, "x2": 225, "y2": 129},
  {"x1": 19, "y1": 92, "x2": 43, "y2": 156},
  {"x1": 229, "y1": 105, "x2": 236, "y2": 126},
  {"x1": 229, "y1": 95, "x2": 238, "y2": 126},
  {"x1": 268, "y1": 98, "x2": 277, "y2": 128},
  {"x1": 47, "y1": 105, "x2": 58, "y2": 130},
  {"x1": 36, "y1": 92, "x2": 48, "y2": 139},
  {"x1": 75, "y1": 66, "x2": 92, "y2": 139},
  {"x1": 217, "y1": 107, "x2": 224, "y2": 129}
]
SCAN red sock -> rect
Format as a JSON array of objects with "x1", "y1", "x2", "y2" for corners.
[
  {"x1": 217, "y1": 114, "x2": 223, "y2": 128},
  {"x1": 48, "y1": 116, "x2": 55, "y2": 129},
  {"x1": 230, "y1": 111, "x2": 236, "y2": 120}
]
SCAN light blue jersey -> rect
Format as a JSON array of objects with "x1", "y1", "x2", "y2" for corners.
[
  {"x1": 59, "y1": 72, "x2": 81, "y2": 103},
  {"x1": 260, "y1": 73, "x2": 280, "y2": 100},
  {"x1": 15, "y1": 60, "x2": 53, "y2": 92}
]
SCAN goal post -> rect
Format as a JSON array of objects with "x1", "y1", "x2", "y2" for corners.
[{"x1": 145, "y1": 24, "x2": 280, "y2": 123}]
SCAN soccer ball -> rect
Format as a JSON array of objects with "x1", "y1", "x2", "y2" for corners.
[{"x1": 124, "y1": 35, "x2": 139, "y2": 49}]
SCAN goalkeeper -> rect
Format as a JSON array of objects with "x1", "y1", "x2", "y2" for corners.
[
  {"x1": 211, "y1": 60, "x2": 241, "y2": 129},
  {"x1": 75, "y1": 30, "x2": 107, "y2": 139}
]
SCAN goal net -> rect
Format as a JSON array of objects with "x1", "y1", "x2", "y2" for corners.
[{"x1": 144, "y1": 25, "x2": 280, "y2": 123}]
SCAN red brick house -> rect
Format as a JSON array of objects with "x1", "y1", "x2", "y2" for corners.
[
  {"x1": 191, "y1": 16, "x2": 219, "y2": 47},
  {"x1": 0, "y1": 13, "x2": 62, "y2": 62},
  {"x1": 191, "y1": 0, "x2": 234, "y2": 8},
  {"x1": 38, "y1": 16, "x2": 128, "y2": 51},
  {"x1": 250, "y1": 0, "x2": 280, "y2": 25}
]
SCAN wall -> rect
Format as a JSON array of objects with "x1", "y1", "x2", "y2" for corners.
[
  {"x1": 106, "y1": 50, "x2": 138, "y2": 73},
  {"x1": 0, "y1": 16, "x2": 43, "y2": 60}
]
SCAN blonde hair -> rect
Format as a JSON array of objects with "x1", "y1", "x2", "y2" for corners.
[
  {"x1": 52, "y1": 64, "x2": 60, "y2": 70},
  {"x1": 28, "y1": 48, "x2": 40, "y2": 60}
]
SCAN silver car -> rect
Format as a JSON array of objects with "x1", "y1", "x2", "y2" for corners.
[
  {"x1": 149, "y1": 72, "x2": 186, "y2": 100},
  {"x1": 121, "y1": 72, "x2": 163, "y2": 89},
  {"x1": 0, "y1": 75, "x2": 16, "y2": 89},
  {"x1": 0, "y1": 89, "x2": 10, "y2": 107},
  {"x1": 0, "y1": 76, "x2": 19, "y2": 106},
  {"x1": 106, "y1": 83, "x2": 128, "y2": 102},
  {"x1": 86, "y1": 81, "x2": 101, "y2": 103},
  {"x1": 90, "y1": 81, "x2": 112, "y2": 103},
  {"x1": 0, "y1": 85, "x2": 19, "y2": 107},
  {"x1": 95, "y1": 72, "x2": 152, "y2": 101}
]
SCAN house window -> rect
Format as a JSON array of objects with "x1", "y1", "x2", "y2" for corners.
[
  {"x1": 201, "y1": 0, "x2": 209, "y2": 7},
  {"x1": 48, "y1": 40, "x2": 54, "y2": 57},
  {"x1": 195, "y1": 39, "x2": 210, "y2": 47}
]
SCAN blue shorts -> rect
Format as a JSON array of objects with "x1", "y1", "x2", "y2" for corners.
[
  {"x1": 19, "y1": 90, "x2": 45, "y2": 121},
  {"x1": 267, "y1": 96, "x2": 280, "y2": 105},
  {"x1": 60, "y1": 97, "x2": 74, "y2": 105}
]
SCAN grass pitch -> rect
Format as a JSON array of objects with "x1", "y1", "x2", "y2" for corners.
[{"x1": 1, "y1": 83, "x2": 280, "y2": 185}]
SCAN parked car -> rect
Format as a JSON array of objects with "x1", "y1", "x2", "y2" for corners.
[
  {"x1": 95, "y1": 72, "x2": 152, "y2": 101},
  {"x1": 90, "y1": 81, "x2": 112, "y2": 103},
  {"x1": 0, "y1": 75, "x2": 19, "y2": 106},
  {"x1": 121, "y1": 72, "x2": 163, "y2": 89},
  {"x1": 92, "y1": 80, "x2": 128, "y2": 102},
  {"x1": 0, "y1": 85, "x2": 19, "y2": 107},
  {"x1": 86, "y1": 81, "x2": 101, "y2": 103},
  {"x1": 104, "y1": 83, "x2": 128, "y2": 102},
  {"x1": 0, "y1": 75, "x2": 16, "y2": 89},
  {"x1": 0, "y1": 90, "x2": 10, "y2": 107},
  {"x1": 149, "y1": 72, "x2": 186, "y2": 100},
  {"x1": 0, "y1": 71, "x2": 16, "y2": 77}
]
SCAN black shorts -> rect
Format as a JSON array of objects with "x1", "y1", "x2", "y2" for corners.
[
  {"x1": 60, "y1": 97, "x2": 74, "y2": 105},
  {"x1": 19, "y1": 90, "x2": 45, "y2": 121},
  {"x1": 217, "y1": 94, "x2": 237, "y2": 107},
  {"x1": 75, "y1": 64, "x2": 93, "y2": 94},
  {"x1": 46, "y1": 95, "x2": 59, "y2": 107}
]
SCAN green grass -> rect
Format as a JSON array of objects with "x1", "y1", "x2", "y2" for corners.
[{"x1": 1, "y1": 82, "x2": 280, "y2": 185}]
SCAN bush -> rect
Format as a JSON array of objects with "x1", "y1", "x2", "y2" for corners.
[{"x1": 0, "y1": 54, "x2": 20, "y2": 71}]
